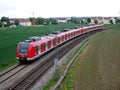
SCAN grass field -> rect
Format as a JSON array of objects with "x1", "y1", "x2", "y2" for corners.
[
  {"x1": 57, "y1": 28, "x2": 120, "y2": 90},
  {"x1": 0, "y1": 23, "x2": 81, "y2": 71}
]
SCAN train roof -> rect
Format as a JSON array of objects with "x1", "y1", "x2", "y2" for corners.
[{"x1": 20, "y1": 25, "x2": 103, "y2": 45}]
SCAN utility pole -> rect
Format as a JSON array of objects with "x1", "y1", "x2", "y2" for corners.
[
  {"x1": 28, "y1": 12, "x2": 35, "y2": 25},
  {"x1": 54, "y1": 31, "x2": 60, "y2": 80},
  {"x1": 32, "y1": 12, "x2": 35, "y2": 25}
]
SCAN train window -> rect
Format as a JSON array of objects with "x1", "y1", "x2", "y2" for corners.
[
  {"x1": 19, "y1": 43, "x2": 29, "y2": 54},
  {"x1": 60, "y1": 36, "x2": 62, "y2": 41},
  {"x1": 41, "y1": 44, "x2": 43, "y2": 50},
  {"x1": 51, "y1": 39, "x2": 53, "y2": 45},
  {"x1": 56, "y1": 37, "x2": 58, "y2": 43},
  {"x1": 65, "y1": 34, "x2": 67, "y2": 39},
  {"x1": 53, "y1": 39, "x2": 55, "y2": 44},
  {"x1": 41, "y1": 43, "x2": 46, "y2": 50},
  {"x1": 53, "y1": 39, "x2": 56, "y2": 45},
  {"x1": 71, "y1": 33, "x2": 72, "y2": 37},
  {"x1": 47, "y1": 41, "x2": 51, "y2": 46},
  {"x1": 68, "y1": 33, "x2": 70, "y2": 38},
  {"x1": 58, "y1": 37, "x2": 60, "y2": 42},
  {"x1": 44, "y1": 43, "x2": 46, "y2": 48},
  {"x1": 76, "y1": 31, "x2": 77, "y2": 34},
  {"x1": 62, "y1": 36, "x2": 64, "y2": 40},
  {"x1": 36, "y1": 46, "x2": 39, "y2": 52}
]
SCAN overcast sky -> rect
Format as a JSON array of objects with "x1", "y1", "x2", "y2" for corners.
[{"x1": 0, "y1": 0, "x2": 120, "y2": 18}]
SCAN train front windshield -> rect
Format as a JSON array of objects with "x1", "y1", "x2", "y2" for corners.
[{"x1": 19, "y1": 43, "x2": 29, "y2": 54}]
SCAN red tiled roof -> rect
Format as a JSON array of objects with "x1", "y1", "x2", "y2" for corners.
[
  {"x1": 10, "y1": 18, "x2": 30, "y2": 22},
  {"x1": 98, "y1": 18, "x2": 103, "y2": 20},
  {"x1": 91, "y1": 18, "x2": 97, "y2": 20},
  {"x1": 104, "y1": 17, "x2": 111, "y2": 20}
]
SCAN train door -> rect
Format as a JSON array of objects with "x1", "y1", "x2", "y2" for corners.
[
  {"x1": 41, "y1": 43, "x2": 46, "y2": 53},
  {"x1": 76, "y1": 31, "x2": 78, "y2": 36},
  {"x1": 53, "y1": 38, "x2": 56, "y2": 47},
  {"x1": 79, "y1": 29, "x2": 81, "y2": 35},
  {"x1": 58, "y1": 37, "x2": 60, "y2": 44},
  {"x1": 36, "y1": 44, "x2": 41, "y2": 55},
  {"x1": 81, "y1": 28, "x2": 84, "y2": 34},
  {"x1": 68, "y1": 33, "x2": 70, "y2": 39},
  {"x1": 73, "y1": 31, "x2": 75, "y2": 37},
  {"x1": 62, "y1": 35, "x2": 64, "y2": 42},
  {"x1": 47, "y1": 40, "x2": 51, "y2": 49},
  {"x1": 85, "y1": 28, "x2": 87, "y2": 33},
  {"x1": 60, "y1": 36, "x2": 62, "y2": 43},
  {"x1": 71, "y1": 32, "x2": 72, "y2": 38},
  {"x1": 65, "y1": 34, "x2": 67, "y2": 40}
]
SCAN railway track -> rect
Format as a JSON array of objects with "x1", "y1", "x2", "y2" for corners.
[
  {"x1": 0, "y1": 64, "x2": 28, "y2": 84},
  {"x1": 8, "y1": 29, "x2": 102, "y2": 90}
]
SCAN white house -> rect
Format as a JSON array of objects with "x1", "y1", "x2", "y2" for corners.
[
  {"x1": 57, "y1": 19, "x2": 67, "y2": 24},
  {"x1": 91, "y1": 17, "x2": 116, "y2": 24},
  {"x1": 10, "y1": 18, "x2": 31, "y2": 26}
]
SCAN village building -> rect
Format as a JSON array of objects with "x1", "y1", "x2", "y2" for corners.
[{"x1": 10, "y1": 18, "x2": 31, "y2": 26}]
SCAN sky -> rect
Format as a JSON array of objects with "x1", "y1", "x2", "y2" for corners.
[{"x1": 0, "y1": 0, "x2": 120, "y2": 18}]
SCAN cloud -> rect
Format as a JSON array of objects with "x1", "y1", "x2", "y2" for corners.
[{"x1": 0, "y1": 0, "x2": 120, "y2": 18}]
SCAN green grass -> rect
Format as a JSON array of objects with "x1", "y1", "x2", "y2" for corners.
[
  {"x1": 0, "y1": 23, "x2": 81, "y2": 72},
  {"x1": 57, "y1": 28, "x2": 120, "y2": 90},
  {"x1": 104, "y1": 24, "x2": 120, "y2": 28}
]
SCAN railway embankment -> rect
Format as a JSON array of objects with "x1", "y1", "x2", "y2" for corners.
[{"x1": 56, "y1": 28, "x2": 120, "y2": 90}]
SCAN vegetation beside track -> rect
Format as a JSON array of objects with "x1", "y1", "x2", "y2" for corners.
[{"x1": 57, "y1": 28, "x2": 120, "y2": 90}]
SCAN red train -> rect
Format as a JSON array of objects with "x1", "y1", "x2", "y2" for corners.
[{"x1": 16, "y1": 24, "x2": 103, "y2": 63}]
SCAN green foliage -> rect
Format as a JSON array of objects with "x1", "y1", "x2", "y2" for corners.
[
  {"x1": 115, "y1": 18, "x2": 120, "y2": 24},
  {"x1": 94, "y1": 19, "x2": 98, "y2": 24},
  {"x1": 36, "y1": 17, "x2": 44, "y2": 25},
  {"x1": 15, "y1": 19, "x2": 20, "y2": 26},
  {"x1": 44, "y1": 19, "x2": 51, "y2": 25},
  {"x1": 109, "y1": 19, "x2": 113, "y2": 24},
  {"x1": 0, "y1": 21, "x2": 2, "y2": 27},
  {"x1": 87, "y1": 18, "x2": 91, "y2": 24},
  {"x1": 1, "y1": 16, "x2": 10, "y2": 27},
  {"x1": 70, "y1": 17, "x2": 79, "y2": 24},
  {"x1": 51, "y1": 20, "x2": 58, "y2": 25},
  {"x1": 80, "y1": 19, "x2": 84, "y2": 25}
]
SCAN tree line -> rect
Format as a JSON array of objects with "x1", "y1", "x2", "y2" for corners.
[
  {"x1": 0, "y1": 16, "x2": 120, "y2": 28},
  {"x1": 0, "y1": 17, "x2": 59, "y2": 27}
]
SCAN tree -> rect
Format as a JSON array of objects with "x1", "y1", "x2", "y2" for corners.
[
  {"x1": 70, "y1": 17, "x2": 78, "y2": 23},
  {"x1": 0, "y1": 19, "x2": 2, "y2": 27},
  {"x1": 45, "y1": 18, "x2": 51, "y2": 25},
  {"x1": 109, "y1": 19, "x2": 113, "y2": 24},
  {"x1": 1, "y1": 16, "x2": 10, "y2": 27},
  {"x1": 29, "y1": 17, "x2": 36, "y2": 25},
  {"x1": 94, "y1": 19, "x2": 98, "y2": 24},
  {"x1": 15, "y1": 19, "x2": 20, "y2": 26},
  {"x1": 36, "y1": 17, "x2": 44, "y2": 25},
  {"x1": 87, "y1": 18, "x2": 91, "y2": 24},
  {"x1": 80, "y1": 19, "x2": 84, "y2": 25},
  {"x1": 51, "y1": 20, "x2": 58, "y2": 25},
  {"x1": 115, "y1": 18, "x2": 120, "y2": 24}
]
